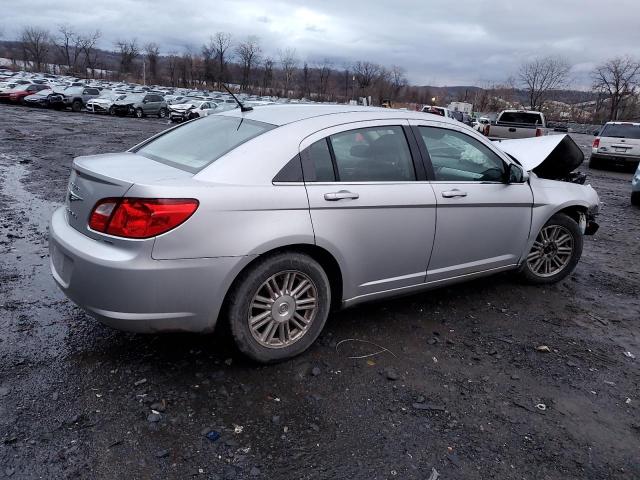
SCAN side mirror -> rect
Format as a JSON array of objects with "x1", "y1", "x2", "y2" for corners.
[{"x1": 506, "y1": 163, "x2": 525, "y2": 183}]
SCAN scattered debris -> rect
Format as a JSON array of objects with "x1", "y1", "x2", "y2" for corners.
[
  {"x1": 205, "y1": 430, "x2": 221, "y2": 442},
  {"x1": 535, "y1": 403, "x2": 547, "y2": 411},
  {"x1": 383, "y1": 367, "x2": 399, "y2": 381},
  {"x1": 336, "y1": 338, "x2": 397, "y2": 359},
  {"x1": 234, "y1": 425, "x2": 244, "y2": 434},
  {"x1": 134, "y1": 378, "x2": 147, "y2": 386},
  {"x1": 154, "y1": 449, "x2": 170, "y2": 458},
  {"x1": 426, "y1": 467, "x2": 440, "y2": 480},
  {"x1": 536, "y1": 345, "x2": 551, "y2": 353},
  {"x1": 311, "y1": 366, "x2": 321, "y2": 376},
  {"x1": 623, "y1": 351, "x2": 636, "y2": 359},
  {"x1": 147, "y1": 412, "x2": 161, "y2": 423}
]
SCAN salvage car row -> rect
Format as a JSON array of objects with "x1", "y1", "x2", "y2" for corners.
[{"x1": 0, "y1": 69, "x2": 276, "y2": 120}]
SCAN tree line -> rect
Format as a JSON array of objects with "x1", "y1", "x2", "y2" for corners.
[{"x1": 3, "y1": 25, "x2": 640, "y2": 121}]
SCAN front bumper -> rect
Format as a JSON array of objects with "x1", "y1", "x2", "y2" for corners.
[{"x1": 48, "y1": 207, "x2": 251, "y2": 333}]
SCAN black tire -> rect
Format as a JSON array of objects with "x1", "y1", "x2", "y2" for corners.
[
  {"x1": 227, "y1": 252, "x2": 331, "y2": 363},
  {"x1": 109, "y1": 106, "x2": 116, "y2": 116},
  {"x1": 135, "y1": 107, "x2": 144, "y2": 118},
  {"x1": 71, "y1": 100, "x2": 82, "y2": 112},
  {"x1": 158, "y1": 107, "x2": 168, "y2": 118},
  {"x1": 518, "y1": 213, "x2": 583, "y2": 285},
  {"x1": 188, "y1": 112, "x2": 199, "y2": 120},
  {"x1": 589, "y1": 156, "x2": 602, "y2": 169},
  {"x1": 632, "y1": 191, "x2": 640, "y2": 206}
]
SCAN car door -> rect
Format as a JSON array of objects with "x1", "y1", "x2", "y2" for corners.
[
  {"x1": 302, "y1": 120, "x2": 437, "y2": 301},
  {"x1": 144, "y1": 94, "x2": 159, "y2": 114},
  {"x1": 409, "y1": 120, "x2": 533, "y2": 282}
]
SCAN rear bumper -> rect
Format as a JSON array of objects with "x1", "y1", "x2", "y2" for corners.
[
  {"x1": 48, "y1": 207, "x2": 252, "y2": 333},
  {"x1": 591, "y1": 152, "x2": 640, "y2": 164}
]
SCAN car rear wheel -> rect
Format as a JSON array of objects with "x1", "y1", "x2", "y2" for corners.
[
  {"x1": 71, "y1": 100, "x2": 82, "y2": 112},
  {"x1": 227, "y1": 252, "x2": 331, "y2": 363},
  {"x1": 135, "y1": 107, "x2": 144, "y2": 118},
  {"x1": 109, "y1": 106, "x2": 116, "y2": 116},
  {"x1": 158, "y1": 108, "x2": 168, "y2": 118},
  {"x1": 518, "y1": 213, "x2": 583, "y2": 284},
  {"x1": 632, "y1": 191, "x2": 640, "y2": 206}
]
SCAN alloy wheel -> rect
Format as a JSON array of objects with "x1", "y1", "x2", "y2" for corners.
[
  {"x1": 526, "y1": 225, "x2": 574, "y2": 277},
  {"x1": 248, "y1": 270, "x2": 318, "y2": 349}
]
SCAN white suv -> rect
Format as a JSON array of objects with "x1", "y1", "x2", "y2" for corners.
[{"x1": 591, "y1": 122, "x2": 640, "y2": 170}]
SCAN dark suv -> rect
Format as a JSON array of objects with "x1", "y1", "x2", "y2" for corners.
[{"x1": 110, "y1": 93, "x2": 168, "y2": 118}]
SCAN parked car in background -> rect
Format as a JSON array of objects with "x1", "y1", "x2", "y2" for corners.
[
  {"x1": 22, "y1": 88, "x2": 65, "y2": 109},
  {"x1": 86, "y1": 91, "x2": 126, "y2": 114},
  {"x1": 0, "y1": 83, "x2": 50, "y2": 103},
  {"x1": 483, "y1": 110, "x2": 547, "y2": 140},
  {"x1": 49, "y1": 105, "x2": 599, "y2": 363},
  {"x1": 110, "y1": 93, "x2": 168, "y2": 118},
  {"x1": 590, "y1": 122, "x2": 640, "y2": 171},
  {"x1": 61, "y1": 86, "x2": 101, "y2": 112},
  {"x1": 169, "y1": 100, "x2": 219, "y2": 122},
  {"x1": 632, "y1": 162, "x2": 640, "y2": 206},
  {"x1": 474, "y1": 117, "x2": 490, "y2": 134},
  {"x1": 422, "y1": 105, "x2": 456, "y2": 119}
]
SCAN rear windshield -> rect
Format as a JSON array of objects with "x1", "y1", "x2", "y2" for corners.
[
  {"x1": 600, "y1": 123, "x2": 640, "y2": 139},
  {"x1": 135, "y1": 115, "x2": 275, "y2": 173},
  {"x1": 498, "y1": 112, "x2": 543, "y2": 125}
]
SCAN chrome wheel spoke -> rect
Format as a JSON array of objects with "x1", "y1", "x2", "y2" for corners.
[
  {"x1": 527, "y1": 225, "x2": 574, "y2": 277},
  {"x1": 248, "y1": 270, "x2": 318, "y2": 349}
]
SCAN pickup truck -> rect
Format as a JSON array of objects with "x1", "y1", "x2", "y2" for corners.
[{"x1": 482, "y1": 110, "x2": 547, "y2": 140}]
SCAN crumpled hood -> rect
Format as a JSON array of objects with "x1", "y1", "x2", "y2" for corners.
[
  {"x1": 494, "y1": 134, "x2": 584, "y2": 179},
  {"x1": 169, "y1": 103, "x2": 196, "y2": 111}
]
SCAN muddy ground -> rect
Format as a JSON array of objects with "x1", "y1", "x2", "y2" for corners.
[{"x1": 0, "y1": 104, "x2": 638, "y2": 480}]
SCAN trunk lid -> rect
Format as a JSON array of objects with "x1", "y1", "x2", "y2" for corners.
[
  {"x1": 494, "y1": 134, "x2": 584, "y2": 179},
  {"x1": 66, "y1": 152, "x2": 192, "y2": 239}
]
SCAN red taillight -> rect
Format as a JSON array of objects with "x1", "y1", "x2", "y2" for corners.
[
  {"x1": 89, "y1": 198, "x2": 199, "y2": 239},
  {"x1": 535, "y1": 128, "x2": 542, "y2": 137},
  {"x1": 592, "y1": 138, "x2": 600, "y2": 149},
  {"x1": 483, "y1": 124, "x2": 490, "y2": 136}
]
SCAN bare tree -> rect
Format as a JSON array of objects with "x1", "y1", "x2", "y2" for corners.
[
  {"x1": 201, "y1": 37, "x2": 217, "y2": 86},
  {"x1": 166, "y1": 52, "x2": 178, "y2": 86},
  {"x1": 279, "y1": 48, "x2": 298, "y2": 97},
  {"x1": 212, "y1": 32, "x2": 232, "y2": 84},
  {"x1": 21, "y1": 26, "x2": 50, "y2": 72},
  {"x1": 352, "y1": 61, "x2": 381, "y2": 98},
  {"x1": 144, "y1": 42, "x2": 160, "y2": 83},
  {"x1": 592, "y1": 56, "x2": 640, "y2": 121},
  {"x1": 262, "y1": 56, "x2": 274, "y2": 94},
  {"x1": 390, "y1": 65, "x2": 407, "y2": 99},
  {"x1": 316, "y1": 59, "x2": 332, "y2": 100},
  {"x1": 116, "y1": 39, "x2": 139, "y2": 75},
  {"x1": 236, "y1": 36, "x2": 261, "y2": 90},
  {"x1": 518, "y1": 56, "x2": 570, "y2": 110},
  {"x1": 79, "y1": 30, "x2": 101, "y2": 77},
  {"x1": 55, "y1": 24, "x2": 83, "y2": 73}
]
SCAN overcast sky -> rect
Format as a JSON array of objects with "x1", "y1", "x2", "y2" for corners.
[{"x1": 4, "y1": 0, "x2": 640, "y2": 87}]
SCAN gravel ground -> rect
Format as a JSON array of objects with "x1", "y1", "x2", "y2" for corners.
[{"x1": 0, "y1": 104, "x2": 639, "y2": 480}]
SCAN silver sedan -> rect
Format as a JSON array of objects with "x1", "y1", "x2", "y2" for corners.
[{"x1": 49, "y1": 105, "x2": 600, "y2": 362}]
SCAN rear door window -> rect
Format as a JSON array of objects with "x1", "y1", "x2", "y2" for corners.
[
  {"x1": 498, "y1": 112, "x2": 543, "y2": 125},
  {"x1": 135, "y1": 116, "x2": 275, "y2": 173},
  {"x1": 329, "y1": 126, "x2": 415, "y2": 182},
  {"x1": 301, "y1": 139, "x2": 335, "y2": 182}
]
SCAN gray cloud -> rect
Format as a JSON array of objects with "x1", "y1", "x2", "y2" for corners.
[{"x1": 4, "y1": 0, "x2": 640, "y2": 87}]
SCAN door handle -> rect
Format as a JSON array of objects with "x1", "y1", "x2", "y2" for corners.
[
  {"x1": 324, "y1": 190, "x2": 359, "y2": 201},
  {"x1": 441, "y1": 189, "x2": 467, "y2": 198}
]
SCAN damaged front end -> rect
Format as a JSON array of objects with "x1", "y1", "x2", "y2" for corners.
[{"x1": 495, "y1": 134, "x2": 586, "y2": 184}]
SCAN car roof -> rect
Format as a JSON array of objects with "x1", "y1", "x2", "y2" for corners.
[
  {"x1": 218, "y1": 104, "x2": 460, "y2": 127},
  {"x1": 604, "y1": 121, "x2": 640, "y2": 126}
]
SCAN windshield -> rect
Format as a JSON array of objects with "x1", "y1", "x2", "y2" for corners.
[
  {"x1": 135, "y1": 116, "x2": 276, "y2": 173},
  {"x1": 600, "y1": 123, "x2": 640, "y2": 139},
  {"x1": 63, "y1": 86, "x2": 83, "y2": 94},
  {"x1": 121, "y1": 93, "x2": 144, "y2": 102},
  {"x1": 499, "y1": 112, "x2": 543, "y2": 125}
]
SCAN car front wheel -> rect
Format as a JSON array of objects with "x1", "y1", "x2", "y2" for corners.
[
  {"x1": 71, "y1": 100, "x2": 82, "y2": 112},
  {"x1": 518, "y1": 213, "x2": 583, "y2": 284},
  {"x1": 158, "y1": 108, "x2": 168, "y2": 118},
  {"x1": 135, "y1": 107, "x2": 144, "y2": 118},
  {"x1": 227, "y1": 252, "x2": 331, "y2": 363}
]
